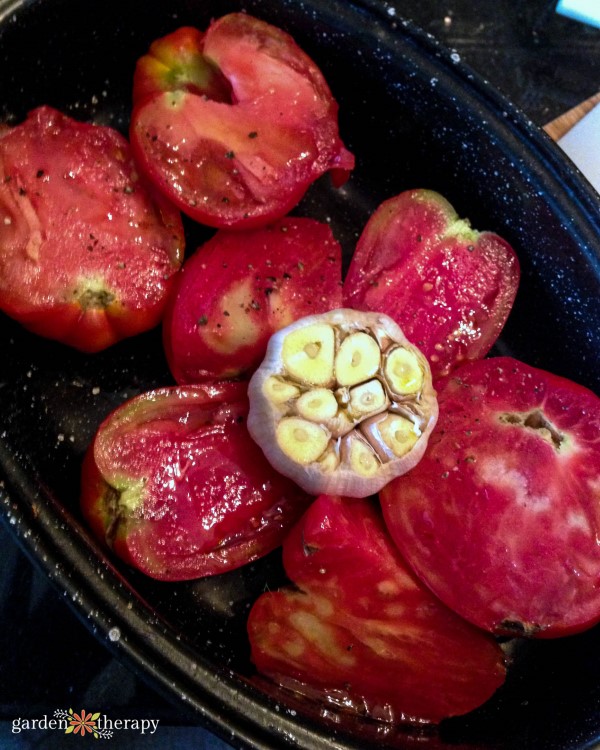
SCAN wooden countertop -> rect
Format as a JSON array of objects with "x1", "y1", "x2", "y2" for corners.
[{"x1": 544, "y1": 92, "x2": 600, "y2": 140}]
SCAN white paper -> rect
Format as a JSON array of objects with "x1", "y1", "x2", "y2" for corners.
[
  {"x1": 556, "y1": 0, "x2": 600, "y2": 29},
  {"x1": 558, "y1": 103, "x2": 600, "y2": 194}
]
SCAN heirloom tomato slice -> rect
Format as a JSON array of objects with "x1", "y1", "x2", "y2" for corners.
[
  {"x1": 129, "y1": 14, "x2": 354, "y2": 229},
  {"x1": 343, "y1": 189, "x2": 520, "y2": 379},
  {"x1": 248, "y1": 494, "x2": 506, "y2": 724},
  {"x1": 163, "y1": 217, "x2": 343, "y2": 383},
  {"x1": 81, "y1": 381, "x2": 312, "y2": 581},
  {"x1": 381, "y1": 356, "x2": 600, "y2": 638},
  {"x1": 0, "y1": 106, "x2": 184, "y2": 352}
]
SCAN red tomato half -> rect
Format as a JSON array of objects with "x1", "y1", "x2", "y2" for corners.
[
  {"x1": 0, "y1": 106, "x2": 184, "y2": 352},
  {"x1": 248, "y1": 494, "x2": 506, "y2": 724},
  {"x1": 343, "y1": 190, "x2": 520, "y2": 379},
  {"x1": 381, "y1": 357, "x2": 600, "y2": 638},
  {"x1": 163, "y1": 217, "x2": 343, "y2": 383},
  {"x1": 81, "y1": 381, "x2": 312, "y2": 581},
  {"x1": 129, "y1": 15, "x2": 354, "y2": 229}
]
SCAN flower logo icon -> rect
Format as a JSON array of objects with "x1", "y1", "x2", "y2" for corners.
[{"x1": 65, "y1": 709, "x2": 100, "y2": 736}]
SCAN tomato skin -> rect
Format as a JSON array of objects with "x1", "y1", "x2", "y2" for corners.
[
  {"x1": 248, "y1": 494, "x2": 506, "y2": 724},
  {"x1": 133, "y1": 27, "x2": 232, "y2": 105},
  {"x1": 380, "y1": 356, "x2": 600, "y2": 638},
  {"x1": 163, "y1": 217, "x2": 343, "y2": 383},
  {"x1": 343, "y1": 190, "x2": 520, "y2": 379},
  {"x1": 80, "y1": 381, "x2": 312, "y2": 581},
  {"x1": 0, "y1": 106, "x2": 184, "y2": 352},
  {"x1": 129, "y1": 14, "x2": 354, "y2": 229}
]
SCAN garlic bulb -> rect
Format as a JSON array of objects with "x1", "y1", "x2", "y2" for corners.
[{"x1": 247, "y1": 309, "x2": 438, "y2": 497}]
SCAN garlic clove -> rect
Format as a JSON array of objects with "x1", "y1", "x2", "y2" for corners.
[
  {"x1": 296, "y1": 388, "x2": 339, "y2": 422},
  {"x1": 275, "y1": 417, "x2": 330, "y2": 465},
  {"x1": 348, "y1": 378, "x2": 388, "y2": 419},
  {"x1": 342, "y1": 432, "x2": 381, "y2": 478},
  {"x1": 384, "y1": 345, "x2": 425, "y2": 396},
  {"x1": 281, "y1": 323, "x2": 335, "y2": 387},
  {"x1": 263, "y1": 375, "x2": 302, "y2": 406},
  {"x1": 335, "y1": 331, "x2": 381, "y2": 386},
  {"x1": 361, "y1": 411, "x2": 421, "y2": 462}
]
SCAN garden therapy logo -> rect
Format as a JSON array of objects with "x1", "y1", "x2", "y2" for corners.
[
  {"x1": 55, "y1": 709, "x2": 111, "y2": 739},
  {"x1": 11, "y1": 709, "x2": 159, "y2": 738}
]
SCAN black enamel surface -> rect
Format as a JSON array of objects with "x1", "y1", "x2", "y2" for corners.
[{"x1": 1, "y1": 0, "x2": 600, "y2": 748}]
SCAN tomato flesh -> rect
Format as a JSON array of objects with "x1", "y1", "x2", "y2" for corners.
[
  {"x1": 248, "y1": 494, "x2": 506, "y2": 724},
  {"x1": 0, "y1": 106, "x2": 184, "y2": 352},
  {"x1": 81, "y1": 381, "x2": 312, "y2": 581},
  {"x1": 130, "y1": 14, "x2": 354, "y2": 229},
  {"x1": 163, "y1": 217, "x2": 343, "y2": 383},
  {"x1": 343, "y1": 190, "x2": 520, "y2": 379},
  {"x1": 381, "y1": 356, "x2": 600, "y2": 638}
]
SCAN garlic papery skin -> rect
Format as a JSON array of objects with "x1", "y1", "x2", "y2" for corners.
[{"x1": 247, "y1": 309, "x2": 438, "y2": 497}]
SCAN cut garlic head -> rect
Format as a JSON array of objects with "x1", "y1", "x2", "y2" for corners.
[{"x1": 247, "y1": 309, "x2": 438, "y2": 497}]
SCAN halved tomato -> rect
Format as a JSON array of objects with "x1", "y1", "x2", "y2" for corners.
[
  {"x1": 163, "y1": 217, "x2": 343, "y2": 383},
  {"x1": 380, "y1": 356, "x2": 600, "y2": 638},
  {"x1": 0, "y1": 106, "x2": 184, "y2": 352},
  {"x1": 81, "y1": 381, "x2": 313, "y2": 581},
  {"x1": 343, "y1": 189, "x2": 520, "y2": 379},
  {"x1": 248, "y1": 494, "x2": 506, "y2": 724},
  {"x1": 129, "y1": 14, "x2": 354, "y2": 229}
]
